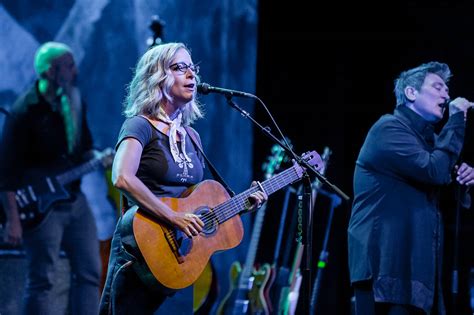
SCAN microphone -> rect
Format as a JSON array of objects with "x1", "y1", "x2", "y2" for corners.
[
  {"x1": 440, "y1": 99, "x2": 474, "y2": 112},
  {"x1": 197, "y1": 83, "x2": 254, "y2": 98},
  {"x1": 440, "y1": 99, "x2": 451, "y2": 108}
]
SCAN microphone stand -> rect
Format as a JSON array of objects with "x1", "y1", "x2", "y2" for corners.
[
  {"x1": 450, "y1": 108, "x2": 473, "y2": 315},
  {"x1": 224, "y1": 95, "x2": 350, "y2": 314},
  {"x1": 310, "y1": 188, "x2": 342, "y2": 314},
  {"x1": 300, "y1": 174, "x2": 313, "y2": 315},
  {"x1": 451, "y1": 183, "x2": 464, "y2": 315},
  {"x1": 224, "y1": 96, "x2": 349, "y2": 202}
]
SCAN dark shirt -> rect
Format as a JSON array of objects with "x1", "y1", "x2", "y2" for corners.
[
  {"x1": 0, "y1": 81, "x2": 93, "y2": 191},
  {"x1": 348, "y1": 106, "x2": 466, "y2": 313},
  {"x1": 116, "y1": 116, "x2": 204, "y2": 200}
]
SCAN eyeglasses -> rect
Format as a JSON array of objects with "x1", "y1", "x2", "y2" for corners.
[{"x1": 170, "y1": 62, "x2": 200, "y2": 75}]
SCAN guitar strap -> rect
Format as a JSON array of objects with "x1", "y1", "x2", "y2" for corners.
[
  {"x1": 185, "y1": 126, "x2": 235, "y2": 197},
  {"x1": 120, "y1": 193, "x2": 129, "y2": 216},
  {"x1": 119, "y1": 126, "x2": 236, "y2": 215}
]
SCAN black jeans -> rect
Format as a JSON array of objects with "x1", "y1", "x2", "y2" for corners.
[
  {"x1": 99, "y1": 218, "x2": 193, "y2": 315},
  {"x1": 99, "y1": 219, "x2": 166, "y2": 315},
  {"x1": 353, "y1": 281, "x2": 426, "y2": 315}
]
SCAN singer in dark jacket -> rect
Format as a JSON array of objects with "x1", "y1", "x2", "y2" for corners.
[{"x1": 348, "y1": 61, "x2": 474, "y2": 315}]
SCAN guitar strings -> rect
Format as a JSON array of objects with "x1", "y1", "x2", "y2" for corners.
[
  {"x1": 197, "y1": 168, "x2": 296, "y2": 226},
  {"x1": 150, "y1": 168, "x2": 300, "y2": 254},
  {"x1": 163, "y1": 167, "x2": 298, "y2": 244},
  {"x1": 189, "y1": 168, "x2": 297, "y2": 230}
]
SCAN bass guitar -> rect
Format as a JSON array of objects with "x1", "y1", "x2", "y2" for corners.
[
  {"x1": 119, "y1": 151, "x2": 321, "y2": 294},
  {"x1": 0, "y1": 148, "x2": 114, "y2": 229}
]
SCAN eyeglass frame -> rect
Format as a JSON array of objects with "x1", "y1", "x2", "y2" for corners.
[{"x1": 169, "y1": 62, "x2": 200, "y2": 75}]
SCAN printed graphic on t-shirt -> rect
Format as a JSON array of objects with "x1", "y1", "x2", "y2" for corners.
[{"x1": 176, "y1": 152, "x2": 194, "y2": 183}]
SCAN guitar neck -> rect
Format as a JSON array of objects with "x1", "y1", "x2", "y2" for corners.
[
  {"x1": 213, "y1": 165, "x2": 301, "y2": 225},
  {"x1": 238, "y1": 201, "x2": 269, "y2": 284},
  {"x1": 289, "y1": 243, "x2": 304, "y2": 288},
  {"x1": 56, "y1": 158, "x2": 102, "y2": 185}
]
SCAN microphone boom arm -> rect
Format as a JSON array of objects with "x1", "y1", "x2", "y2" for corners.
[{"x1": 224, "y1": 95, "x2": 349, "y2": 202}]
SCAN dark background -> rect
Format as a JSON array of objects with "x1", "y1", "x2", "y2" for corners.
[
  {"x1": 254, "y1": 1, "x2": 474, "y2": 314},
  {"x1": 2, "y1": 1, "x2": 474, "y2": 314}
]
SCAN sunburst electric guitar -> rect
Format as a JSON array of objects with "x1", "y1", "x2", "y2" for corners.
[{"x1": 119, "y1": 150, "x2": 321, "y2": 294}]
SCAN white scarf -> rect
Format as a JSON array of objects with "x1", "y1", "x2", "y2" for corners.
[{"x1": 157, "y1": 107, "x2": 191, "y2": 164}]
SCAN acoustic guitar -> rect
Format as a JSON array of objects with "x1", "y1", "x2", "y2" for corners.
[{"x1": 119, "y1": 151, "x2": 321, "y2": 294}]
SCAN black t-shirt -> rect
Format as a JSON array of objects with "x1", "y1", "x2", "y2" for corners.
[
  {"x1": 116, "y1": 116, "x2": 204, "y2": 198},
  {"x1": 0, "y1": 82, "x2": 93, "y2": 191}
]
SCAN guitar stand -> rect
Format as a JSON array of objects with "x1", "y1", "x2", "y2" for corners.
[
  {"x1": 300, "y1": 175, "x2": 314, "y2": 315},
  {"x1": 309, "y1": 188, "x2": 342, "y2": 314},
  {"x1": 221, "y1": 94, "x2": 350, "y2": 314}
]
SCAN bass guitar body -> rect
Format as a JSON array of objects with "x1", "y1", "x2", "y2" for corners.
[
  {"x1": 217, "y1": 261, "x2": 245, "y2": 315},
  {"x1": 248, "y1": 263, "x2": 271, "y2": 315}
]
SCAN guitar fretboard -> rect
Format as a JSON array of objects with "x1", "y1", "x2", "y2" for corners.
[
  {"x1": 213, "y1": 164, "x2": 303, "y2": 226},
  {"x1": 56, "y1": 158, "x2": 102, "y2": 185}
]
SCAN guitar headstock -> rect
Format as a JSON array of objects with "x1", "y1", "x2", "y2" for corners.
[
  {"x1": 301, "y1": 150, "x2": 323, "y2": 170},
  {"x1": 312, "y1": 146, "x2": 332, "y2": 189},
  {"x1": 319, "y1": 146, "x2": 332, "y2": 175},
  {"x1": 292, "y1": 150, "x2": 323, "y2": 179},
  {"x1": 261, "y1": 144, "x2": 288, "y2": 179}
]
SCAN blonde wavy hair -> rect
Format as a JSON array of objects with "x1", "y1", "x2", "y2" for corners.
[{"x1": 124, "y1": 42, "x2": 203, "y2": 125}]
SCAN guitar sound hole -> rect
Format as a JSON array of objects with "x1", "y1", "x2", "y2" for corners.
[{"x1": 195, "y1": 207, "x2": 218, "y2": 235}]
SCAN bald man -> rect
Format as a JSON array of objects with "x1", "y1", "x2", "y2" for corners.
[{"x1": 0, "y1": 42, "x2": 101, "y2": 314}]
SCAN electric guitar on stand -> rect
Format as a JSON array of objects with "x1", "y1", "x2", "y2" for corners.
[
  {"x1": 269, "y1": 147, "x2": 332, "y2": 314},
  {"x1": 217, "y1": 144, "x2": 287, "y2": 315},
  {"x1": 285, "y1": 146, "x2": 332, "y2": 314}
]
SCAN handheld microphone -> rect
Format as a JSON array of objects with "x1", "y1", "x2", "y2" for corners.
[
  {"x1": 441, "y1": 99, "x2": 474, "y2": 114},
  {"x1": 197, "y1": 83, "x2": 254, "y2": 98},
  {"x1": 440, "y1": 99, "x2": 451, "y2": 108}
]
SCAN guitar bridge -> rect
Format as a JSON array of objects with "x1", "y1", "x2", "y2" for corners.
[{"x1": 162, "y1": 227, "x2": 192, "y2": 264}]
